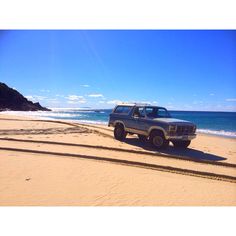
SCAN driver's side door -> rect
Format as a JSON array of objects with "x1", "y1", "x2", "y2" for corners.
[{"x1": 129, "y1": 107, "x2": 147, "y2": 134}]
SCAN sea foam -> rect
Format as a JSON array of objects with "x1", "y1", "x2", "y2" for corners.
[
  {"x1": 197, "y1": 129, "x2": 236, "y2": 138},
  {"x1": 1, "y1": 110, "x2": 81, "y2": 118}
]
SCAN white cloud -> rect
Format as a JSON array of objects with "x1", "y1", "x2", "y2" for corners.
[
  {"x1": 35, "y1": 96, "x2": 46, "y2": 101},
  {"x1": 81, "y1": 84, "x2": 90, "y2": 87},
  {"x1": 67, "y1": 100, "x2": 77, "y2": 104},
  {"x1": 25, "y1": 95, "x2": 46, "y2": 101},
  {"x1": 226, "y1": 98, "x2": 236, "y2": 102},
  {"x1": 88, "y1": 94, "x2": 104, "y2": 98},
  {"x1": 25, "y1": 95, "x2": 34, "y2": 100},
  {"x1": 66, "y1": 95, "x2": 84, "y2": 101},
  {"x1": 99, "y1": 101, "x2": 105, "y2": 104},
  {"x1": 65, "y1": 94, "x2": 86, "y2": 104}
]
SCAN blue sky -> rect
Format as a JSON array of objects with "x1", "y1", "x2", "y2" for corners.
[{"x1": 0, "y1": 30, "x2": 236, "y2": 111}]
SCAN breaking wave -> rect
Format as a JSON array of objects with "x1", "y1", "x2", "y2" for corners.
[
  {"x1": 72, "y1": 120, "x2": 108, "y2": 125},
  {"x1": 1, "y1": 111, "x2": 82, "y2": 118}
]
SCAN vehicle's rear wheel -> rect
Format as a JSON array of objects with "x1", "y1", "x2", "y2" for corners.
[
  {"x1": 172, "y1": 140, "x2": 191, "y2": 148},
  {"x1": 149, "y1": 130, "x2": 169, "y2": 149},
  {"x1": 138, "y1": 134, "x2": 148, "y2": 142},
  {"x1": 114, "y1": 124, "x2": 127, "y2": 141}
]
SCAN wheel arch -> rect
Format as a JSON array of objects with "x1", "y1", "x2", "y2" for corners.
[
  {"x1": 114, "y1": 120, "x2": 126, "y2": 129},
  {"x1": 148, "y1": 126, "x2": 167, "y2": 138}
]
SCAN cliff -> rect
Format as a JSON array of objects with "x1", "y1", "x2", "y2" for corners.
[{"x1": 0, "y1": 82, "x2": 51, "y2": 111}]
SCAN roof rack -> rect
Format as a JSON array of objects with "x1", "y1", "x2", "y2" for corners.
[{"x1": 116, "y1": 102, "x2": 152, "y2": 106}]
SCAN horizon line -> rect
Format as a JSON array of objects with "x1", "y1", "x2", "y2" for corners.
[{"x1": 48, "y1": 107, "x2": 236, "y2": 113}]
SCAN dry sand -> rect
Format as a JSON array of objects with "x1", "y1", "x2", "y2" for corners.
[{"x1": 0, "y1": 114, "x2": 236, "y2": 206}]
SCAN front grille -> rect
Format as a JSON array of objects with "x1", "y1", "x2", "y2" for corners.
[{"x1": 176, "y1": 125, "x2": 194, "y2": 135}]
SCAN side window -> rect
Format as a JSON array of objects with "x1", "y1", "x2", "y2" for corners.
[
  {"x1": 139, "y1": 108, "x2": 145, "y2": 117},
  {"x1": 133, "y1": 107, "x2": 145, "y2": 117},
  {"x1": 158, "y1": 108, "x2": 169, "y2": 117},
  {"x1": 122, "y1": 106, "x2": 132, "y2": 114},
  {"x1": 145, "y1": 107, "x2": 154, "y2": 117},
  {"x1": 114, "y1": 106, "x2": 132, "y2": 114},
  {"x1": 114, "y1": 106, "x2": 124, "y2": 113}
]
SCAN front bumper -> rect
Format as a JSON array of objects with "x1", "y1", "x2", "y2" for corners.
[{"x1": 166, "y1": 134, "x2": 197, "y2": 141}]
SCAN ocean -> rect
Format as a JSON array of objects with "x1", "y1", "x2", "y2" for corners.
[{"x1": 2, "y1": 109, "x2": 236, "y2": 138}]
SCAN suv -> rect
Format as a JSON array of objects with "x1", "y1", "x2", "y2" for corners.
[{"x1": 108, "y1": 104, "x2": 197, "y2": 149}]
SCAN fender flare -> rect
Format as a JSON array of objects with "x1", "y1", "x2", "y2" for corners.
[
  {"x1": 114, "y1": 120, "x2": 126, "y2": 129},
  {"x1": 148, "y1": 126, "x2": 168, "y2": 139}
]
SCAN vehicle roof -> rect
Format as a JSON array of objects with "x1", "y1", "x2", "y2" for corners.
[{"x1": 115, "y1": 103, "x2": 166, "y2": 109}]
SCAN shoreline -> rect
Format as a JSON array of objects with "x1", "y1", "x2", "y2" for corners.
[{"x1": 0, "y1": 111, "x2": 236, "y2": 140}]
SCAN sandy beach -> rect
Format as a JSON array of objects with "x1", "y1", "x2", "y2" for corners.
[{"x1": 0, "y1": 114, "x2": 235, "y2": 206}]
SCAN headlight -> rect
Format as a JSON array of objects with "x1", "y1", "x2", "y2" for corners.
[{"x1": 169, "y1": 125, "x2": 177, "y2": 132}]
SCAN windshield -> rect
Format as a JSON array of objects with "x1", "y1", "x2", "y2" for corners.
[{"x1": 145, "y1": 107, "x2": 171, "y2": 118}]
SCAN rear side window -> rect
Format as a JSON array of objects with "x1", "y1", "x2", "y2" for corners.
[{"x1": 114, "y1": 106, "x2": 132, "y2": 114}]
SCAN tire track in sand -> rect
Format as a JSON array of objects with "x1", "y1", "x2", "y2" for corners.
[
  {"x1": 0, "y1": 147, "x2": 236, "y2": 184},
  {"x1": 1, "y1": 137, "x2": 235, "y2": 169}
]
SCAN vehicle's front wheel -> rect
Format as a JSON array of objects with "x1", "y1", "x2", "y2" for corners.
[
  {"x1": 172, "y1": 140, "x2": 191, "y2": 148},
  {"x1": 149, "y1": 130, "x2": 169, "y2": 149},
  {"x1": 114, "y1": 124, "x2": 127, "y2": 141}
]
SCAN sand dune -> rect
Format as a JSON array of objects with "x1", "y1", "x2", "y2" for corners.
[{"x1": 0, "y1": 114, "x2": 236, "y2": 206}]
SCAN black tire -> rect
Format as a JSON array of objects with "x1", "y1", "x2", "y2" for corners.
[
  {"x1": 114, "y1": 124, "x2": 127, "y2": 141},
  {"x1": 138, "y1": 134, "x2": 148, "y2": 142},
  {"x1": 172, "y1": 140, "x2": 191, "y2": 148},
  {"x1": 149, "y1": 130, "x2": 169, "y2": 149}
]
